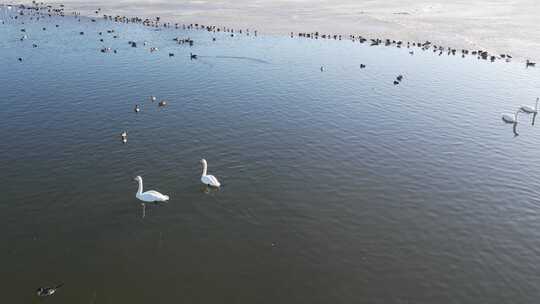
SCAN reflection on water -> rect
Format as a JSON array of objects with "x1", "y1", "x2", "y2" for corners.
[{"x1": 1, "y1": 6, "x2": 540, "y2": 304}]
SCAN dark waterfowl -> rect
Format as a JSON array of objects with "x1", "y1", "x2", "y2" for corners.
[
  {"x1": 190, "y1": 52, "x2": 197, "y2": 60},
  {"x1": 36, "y1": 283, "x2": 63, "y2": 297}
]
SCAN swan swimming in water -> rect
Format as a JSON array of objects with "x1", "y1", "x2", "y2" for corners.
[
  {"x1": 502, "y1": 109, "x2": 521, "y2": 124},
  {"x1": 520, "y1": 97, "x2": 539, "y2": 114},
  {"x1": 200, "y1": 159, "x2": 221, "y2": 187},
  {"x1": 133, "y1": 176, "x2": 169, "y2": 202}
]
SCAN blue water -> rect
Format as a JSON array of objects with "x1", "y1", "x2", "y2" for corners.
[{"x1": 1, "y1": 6, "x2": 540, "y2": 303}]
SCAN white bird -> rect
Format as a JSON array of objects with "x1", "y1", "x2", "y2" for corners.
[
  {"x1": 502, "y1": 109, "x2": 521, "y2": 124},
  {"x1": 133, "y1": 176, "x2": 169, "y2": 202},
  {"x1": 200, "y1": 159, "x2": 221, "y2": 187},
  {"x1": 150, "y1": 96, "x2": 156, "y2": 102},
  {"x1": 520, "y1": 97, "x2": 539, "y2": 114}
]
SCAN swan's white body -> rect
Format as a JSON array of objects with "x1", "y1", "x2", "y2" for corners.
[
  {"x1": 200, "y1": 159, "x2": 221, "y2": 187},
  {"x1": 502, "y1": 110, "x2": 520, "y2": 123},
  {"x1": 520, "y1": 98, "x2": 539, "y2": 114},
  {"x1": 134, "y1": 176, "x2": 169, "y2": 202}
]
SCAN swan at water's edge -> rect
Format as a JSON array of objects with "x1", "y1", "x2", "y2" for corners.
[
  {"x1": 521, "y1": 97, "x2": 539, "y2": 114},
  {"x1": 200, "y1": 159, "x2": 221, "y2": 188},
  {"x1": 134, "y1": 176, "x2": 169, "y2": 202}
]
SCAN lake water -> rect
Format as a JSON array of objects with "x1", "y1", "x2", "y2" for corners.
[{"x1": 1, "y1": 6, "x2": 540, "y2": 303}]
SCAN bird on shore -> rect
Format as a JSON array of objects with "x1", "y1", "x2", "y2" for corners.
[
  {"x1": 200, "y1": 159, "x2": 221, "y2": 187},
  {"x1": 36, "y1": 283, "x2": 64, "y2": 297},
  {"x1": 133, "y1": 176, "x2": 169, "y2": 202}
]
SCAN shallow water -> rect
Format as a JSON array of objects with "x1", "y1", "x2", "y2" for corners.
[{"x1": 1, "y1": 7, "x2": 540, "y2": 304}]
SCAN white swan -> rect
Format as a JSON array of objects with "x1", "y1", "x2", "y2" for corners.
[
  {"x1": 200, "y1": 159, "x2": 221, "y2": 187},
  {"x1": 520, "y1": 97, "x2": 539, "y2": 114},
  {"x1": 133, "y1": 176, "x2": 169, "y2": 202},
  {"x1": 502, "y1": 109, "x2": 521, "y2": 124}
]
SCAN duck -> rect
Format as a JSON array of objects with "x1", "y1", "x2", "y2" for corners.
[
  {"x1": 120, "y1": 131, "x2": 127, "y2": 143},
  {"x1": 150, "y1": 96, "x2": 157, "y2": 102},
  {"x1": 200, "y1": 159, "x2": 221, "y2": 187},
  {"x1": 134, "y1": 104, "x2": 140, "y2": 113},
  {"x1": 360, "y1": 64, "x2": 366, "y2": 69},
  {"x1": 158, "y1": 100, "x2": 167, "y2": 107},
  {"x1": 520, "y1": 97, "x2": 539, "y2": 114},
  {"x1": 36, "y1": 283, "x2": 64, "y2": 297},
  {"x1": 133, "y1": 176, "x2": 169, "y2": 202},
  {"x1": 190, "y1": 52, "x2": 197, "y2": 59},
  {"x1": 526, "y1": 60, "x2": 536, "y2": 67}
]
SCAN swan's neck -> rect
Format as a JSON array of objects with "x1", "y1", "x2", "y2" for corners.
[
  {"x1": 202, "y1": 162, "x2": 207, "y2": 176},
  {"x1": 137, "y1": 179, "x2": 143, "y2": 195},
  {"x1": 535, "y1": 98, "x2": 538, "y2": 110}
]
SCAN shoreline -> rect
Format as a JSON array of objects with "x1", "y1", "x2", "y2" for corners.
[
  {"x1": 3, "y1": 1, "x2": 539, "y2": 63},
  {"x1": 47, "y1": 0, "x2": 540, "y2": 63}
]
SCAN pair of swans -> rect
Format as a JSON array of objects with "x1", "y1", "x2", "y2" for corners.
[
  {"x1": 502, "y1": 98, "x2": 540, "y2": 123},
  {"x1": 134, "y1": 159, "x2": 221, "y2": 203},
  {"x1": 501, "y1": 98, "x2": 539, "y2": 125}
]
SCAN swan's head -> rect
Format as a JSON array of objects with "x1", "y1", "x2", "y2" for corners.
[{"x1": 133, "y1": 176, "x2": 142, "y2": 182}]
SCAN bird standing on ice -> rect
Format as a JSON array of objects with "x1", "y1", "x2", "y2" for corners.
[{"x1": 200, "y1": 159, "x2": 221, "y2": 187}]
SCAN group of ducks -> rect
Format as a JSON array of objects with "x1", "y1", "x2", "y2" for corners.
[{"x1": 502, "y1": 97, "x2": 539, "y2": 124}]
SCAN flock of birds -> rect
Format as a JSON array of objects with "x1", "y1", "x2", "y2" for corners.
[{"x1": 2, "y1": 1, "x2": 539, "y2": 298}]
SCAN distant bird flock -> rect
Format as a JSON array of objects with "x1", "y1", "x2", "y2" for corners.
[{"x1": 2, "y1": 1, "x2": 539, "y2": 297}]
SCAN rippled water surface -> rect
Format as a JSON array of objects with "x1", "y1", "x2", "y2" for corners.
[{"x1": 1, "y1": 7, "x2": 540, "y2": 304}]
